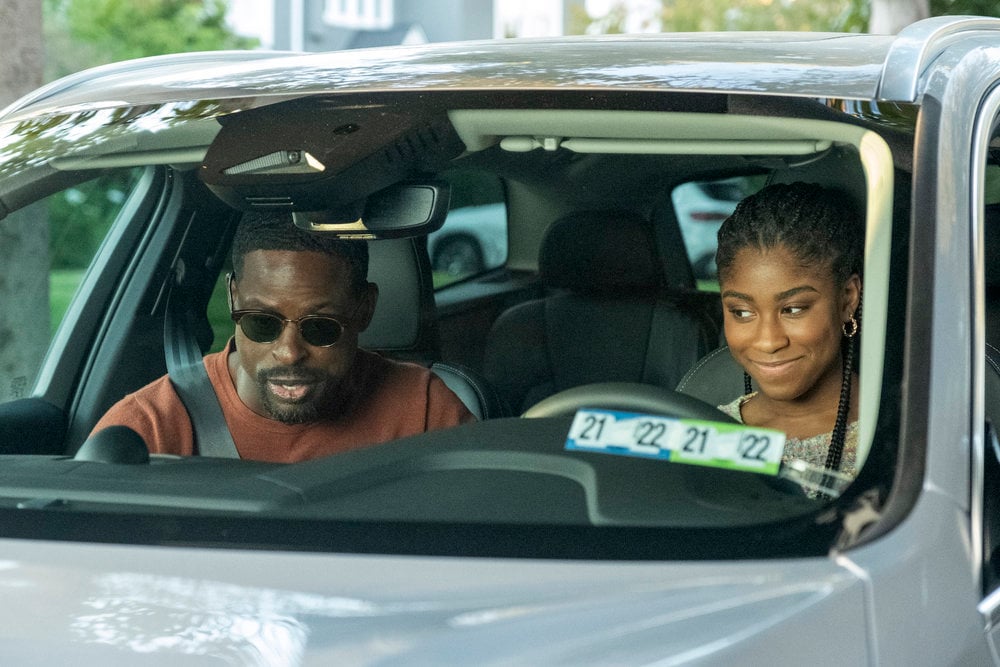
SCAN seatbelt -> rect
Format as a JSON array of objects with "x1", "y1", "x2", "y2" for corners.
[{"x1": 164, "y1": 276, "x2": 241, "y2": 458}]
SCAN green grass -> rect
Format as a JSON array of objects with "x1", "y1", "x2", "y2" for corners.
[
  {"x1": 49, "y1": 269, "x2": 86, "y2": 335},
  {"x1": 50, "y1": 269, "x2": 234, "y2": 352},
  {"x1": 697, "y1": 279, "x2": 720, "y2": 292},
  {"x1": 206, "y1": 275, "x2": 233, "y2": 352},
  {"x1": 432, "y1": 271, "x2": 462, "y2": 289}
]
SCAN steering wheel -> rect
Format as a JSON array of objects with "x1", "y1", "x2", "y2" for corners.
[{"x1": 522, "y1": 382, "x2": 738, "y2": 422}]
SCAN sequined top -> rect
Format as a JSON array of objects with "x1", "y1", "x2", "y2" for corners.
[{"x1": 718, "y1": 392, "x2": 859, "y2": 479}]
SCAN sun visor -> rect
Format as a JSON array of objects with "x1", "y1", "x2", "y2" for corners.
[{"x1": 199, "y1": 99, "x2": 465, "y2": 211}]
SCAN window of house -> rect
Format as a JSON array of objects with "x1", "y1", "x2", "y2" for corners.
[{"x1": 324, "y1": 0, "x2": 393, "y2": 29}]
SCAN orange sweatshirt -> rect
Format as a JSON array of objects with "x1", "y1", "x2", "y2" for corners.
[{"x1": 92, "y1": 344, "x2": 475, "y2": 462}]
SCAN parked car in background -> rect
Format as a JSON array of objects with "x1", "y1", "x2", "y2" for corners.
[
  {"x1": 672, "y1": 176, "x2": 761, "y2": 279},
  {"x1": 428, "y1": 202, "x2": 507, "y2": 280},
  {"x1": 3, "y1": 16, "x2": 1000, "y2": 664}
]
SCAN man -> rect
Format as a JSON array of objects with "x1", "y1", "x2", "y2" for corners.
[{"x1": 92, "y1": 211, "x2": 475, "y2": 462}]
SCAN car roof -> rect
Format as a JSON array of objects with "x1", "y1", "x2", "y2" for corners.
[
  {"x1": 8, "y1": 16, "x2": 1000, "y2": 127},
  {"x1": 0, "y1": 32, "x2": 908, "y2": 125}
]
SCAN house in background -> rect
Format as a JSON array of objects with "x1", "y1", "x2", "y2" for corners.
[
  {"x1": 269, "y1": 0, "x2": 588, "y2": 51},
  {"x1": 273, "y1": 0, "x2": 490, "y2": 51}
]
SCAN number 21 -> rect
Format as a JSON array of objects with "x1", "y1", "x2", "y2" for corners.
[
  {"x1": 682, "y1": 427, "x2": 709, "y2": 454},
  {"x1": 579, "y1": 415, "x2": 607, "y2": 441}
]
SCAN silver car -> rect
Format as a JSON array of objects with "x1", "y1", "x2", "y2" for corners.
[
  {"x1": 672, "y1": 177, "x2": 759, "y2": 279},
  {"x1": 0, "y1": 16, "x2": 999, "y2": 664},
  {"x1": 429, "y1": 202, "x2": 507, "y2": 279}
]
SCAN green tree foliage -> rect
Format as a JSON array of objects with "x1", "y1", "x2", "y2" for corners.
[
  {"x1": 43, "y1": 0, "x2": 258, "y2": 81},
  {"x1": 48, "y1": 171, "x2": 140, "y2": 270},
  {"x1": 568, "y1": 2, "x2": 629, "y2": 34},
  {"x1": 40, "y1": 0, "x2": 258, "y2": 269},
  {"x1": 931, "y1": 0, "x2": 1000, "y2": 16},
  {"x1": 569, "y1": 0, "x2": 999, "y2": 35},
  {"x1": 568, "y1": 0, "x2": 864, "y2": 34},
  {"x1": 668, "y1": 0, "x2": 853, "y2": 32}
]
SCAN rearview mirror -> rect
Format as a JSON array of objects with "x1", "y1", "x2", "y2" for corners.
[{"x1": 293, "y1": 181, "x2": 450, "y2": 239}]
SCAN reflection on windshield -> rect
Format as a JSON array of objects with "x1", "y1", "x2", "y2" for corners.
[{"x1": 0, "y1": 100, "x2": 232, "y2": 179}]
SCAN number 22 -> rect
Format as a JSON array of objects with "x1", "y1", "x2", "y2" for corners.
[{"x1": 738, "y1": 434, "x2": 770, "y2": 461}]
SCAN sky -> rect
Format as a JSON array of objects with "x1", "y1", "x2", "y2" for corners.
[
  {"x1": 227, "y1": 0, "x2": 275, "y2": 47},
  {"x1": 226, "y1": 0, "x2": 656, "y2": 47}
]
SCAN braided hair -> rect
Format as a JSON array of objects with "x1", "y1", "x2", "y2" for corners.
[{"x1": 717, "y1": 181, "x2": 864, "y2": 472}]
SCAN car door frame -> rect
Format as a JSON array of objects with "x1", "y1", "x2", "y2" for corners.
[{"x1": 904, "y1": 35, "x2": 1000, "y2": 662}]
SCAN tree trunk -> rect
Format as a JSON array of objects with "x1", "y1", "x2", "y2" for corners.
[
  {"x1": 0, "y1": 1, "x2": 47, "y2": 403},
  {"x1": 869, "y1": 0, "x2": 930, "y2": 34}
]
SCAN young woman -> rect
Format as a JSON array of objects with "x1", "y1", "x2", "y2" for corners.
[{"x1": 715, "y1": 181, "x2": 863, "y2": 479}]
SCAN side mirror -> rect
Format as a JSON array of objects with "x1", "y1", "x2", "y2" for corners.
[{"x1": 293, "y1": 181, "x2": 450, "y2": 239}]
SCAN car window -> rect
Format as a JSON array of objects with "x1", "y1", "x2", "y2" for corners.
[
  {"x1": 980, "y1": 147, "x2": 1000, "y2": 597},
  {"x1": 431, "y1": 170, "x2": 507, "y2": 287},
  {"x1": 207, "y1": 263, "x2": 234, "y2": 354},
  {"x1": 0, "y1": 169, "x2": 143, "y2": 406},
  {"x1": 982, "y1": 163, "x2": 1000, "y2": 352},
  {"x1": 672, "y1": 175, "x2": 766, "y2": 288}
]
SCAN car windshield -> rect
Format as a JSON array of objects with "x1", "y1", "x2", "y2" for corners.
[{"x1": 0, "y1": 66, "x2": 910, "y2": 560}]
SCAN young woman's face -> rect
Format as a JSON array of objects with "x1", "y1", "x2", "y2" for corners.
[{"x1": 720, "y1": 244, "x2": 861, "y2": 404}]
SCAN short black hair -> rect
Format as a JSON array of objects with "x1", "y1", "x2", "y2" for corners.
[
  {"x1": 716, "y1": 181, "x2": 864, "y2": 286},
  {"x1": 230, "y1": 210, "x2": 369, "y2": 292}
]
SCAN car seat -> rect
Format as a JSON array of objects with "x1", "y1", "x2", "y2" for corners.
[
  {"x1": 482, "y1": 210, "x2": 717, "y2": 414},
  {"x1": 163, "y1": 236, "x2": 507, "y2": 448},
  {"x1": 361, "y1": 238, "x2": 508, "y2": 420},
  {"x1": 674, "y1": 345, "x2": 747, "y2": 408}
]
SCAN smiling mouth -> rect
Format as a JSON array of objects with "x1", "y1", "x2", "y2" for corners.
[{"x1": 750, "y1": 358, "x2": 800, "y2": 378}]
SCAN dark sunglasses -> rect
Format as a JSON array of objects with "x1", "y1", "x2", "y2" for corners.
[
  {"x1": 230, "y1": 310, "x2": 351, "y2": 347},
  {"x1": 227, "y1": 273, "x2": 359, "y2": 348}
]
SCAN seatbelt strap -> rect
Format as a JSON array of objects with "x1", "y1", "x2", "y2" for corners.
[{"x1": 164, "y1": 280, "x2": 241, "y2": 458}]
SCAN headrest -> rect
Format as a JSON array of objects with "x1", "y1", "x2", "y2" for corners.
[
  {"x1": 675, "y1": 346, "x2": 747, "y2": 407},
  {"x1": 540, "y1": 211, "x2": 665, "y2": 292},
  {"x1": 358, "y1": 238, "x2": 433, "y2": 351}
]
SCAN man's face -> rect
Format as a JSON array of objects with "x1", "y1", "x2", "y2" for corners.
[{"x1": 228, "y1": 249, "x2": 376, "y2": 424}]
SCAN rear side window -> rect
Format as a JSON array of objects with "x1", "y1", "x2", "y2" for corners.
[
  {"x1": 432, "y1": 170, "x2": 507, "y2": 287},
  {"x1": 672, "y1": 175, "x2": 766, "y2": 286}
]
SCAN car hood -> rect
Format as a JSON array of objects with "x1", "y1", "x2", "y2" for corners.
[{"x1": 0, "y1": 538, "x2": 868, "y2": 665}]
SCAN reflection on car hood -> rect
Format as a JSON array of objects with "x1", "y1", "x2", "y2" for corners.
[{"x1": 0, "y1": 538, "x2": 867, "y2": 664}]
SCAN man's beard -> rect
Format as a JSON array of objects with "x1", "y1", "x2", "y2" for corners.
[{"x1": 255, "y1": 366, "x2": 337, "y2": 425}]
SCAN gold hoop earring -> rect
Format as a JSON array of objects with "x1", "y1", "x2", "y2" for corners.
[{"x1": 842, "y1": 315, "x2": 858, "y2": 338}]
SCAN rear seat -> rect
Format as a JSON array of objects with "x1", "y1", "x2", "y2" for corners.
[{"x1": 482, "y1": 210, "x2": 717, "y2": 414}]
